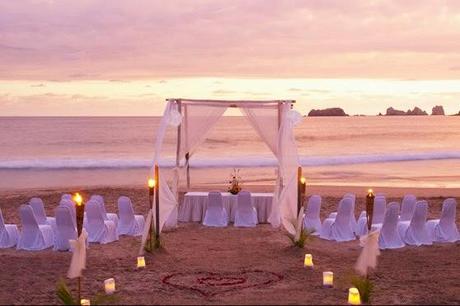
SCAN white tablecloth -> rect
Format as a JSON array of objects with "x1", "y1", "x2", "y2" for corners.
[{"x1": 178, "y1": 192, "x2": 273, "y2": 223}]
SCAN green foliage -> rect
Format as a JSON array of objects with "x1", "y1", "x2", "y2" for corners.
[
  {"x1": 286, "y1": 228, "x2": 315, "y2": 248},
  {"x1": 351, "y1": 274, "x2": 374, "y2": 304},
  {"x1": 144, "y1": 226, "x2": 162, "y2": 253},
  {"x1": 56, "y1": 279, "x2": 76, "y2": 305},
  {"x1": 93, "y1": 293, "x2": 119, "y2": 305}
]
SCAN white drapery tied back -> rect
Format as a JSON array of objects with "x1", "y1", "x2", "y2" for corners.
[
  {"x1": 67, "y1": 229, "x2": 88, "y2": 279},
  {"x1": 167, "y1": 108, "x2": 182, "y2": 127},
  {"x1": 286, "y1": 109, "x2": 303, "y2": 126}
]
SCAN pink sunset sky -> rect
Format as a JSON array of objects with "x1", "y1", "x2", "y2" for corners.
[{"x1": 1, "y1": 0, "x2": 460, "y2": 115}]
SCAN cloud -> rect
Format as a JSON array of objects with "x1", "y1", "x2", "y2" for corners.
[{"x1": 1, "y1": 1, "x2": 460, "y2": 80}]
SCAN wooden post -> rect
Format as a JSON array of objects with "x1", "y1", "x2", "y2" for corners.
[
  {"x1": 74, "y1": 194, "x2": 85, "y2": 304},
  {"x1": 148, "y1": 179, "x2": 154, "y2": 251},
  {"x1": 297, "y1": 166, "x2": 302, "y2": 214},
  {"x1": 366, "y1": 189, "x2": 375, "y2": 232},
  {"x1": 154, "y1": 164, "x2": 160, "y2": 247},
  {"x1": 175, "y1": 100, "x2": 182, "y2": 193},
  {"x1": 185, "y1": 152, "x2": 190, "y2": 189}
]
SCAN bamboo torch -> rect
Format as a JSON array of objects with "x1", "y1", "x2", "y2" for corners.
[{"x1": 366, "y1": 189, "x2": 375, "y2": 232}]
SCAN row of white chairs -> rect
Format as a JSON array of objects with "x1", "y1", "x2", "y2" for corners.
[
  {"x1": 303, "y1": 193, "x2": 459, "y2": 249},
  {"x1": 203, "y1": 191, "x2": 258, "y2": 227},
  {"x1": 0, "y1": 194, "x2": 145, "y2": 251}
]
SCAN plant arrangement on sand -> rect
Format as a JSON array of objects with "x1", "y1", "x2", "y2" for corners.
[
  {"x1": 56, "y1": 278, "x2": 119, "y2": 305},
  {"x1": 350, "y1": 274, "x2": 374, "y2": 304},
  {"x1": 228, "y1": 168, "x2": 242, "y2": 195},
  {"x1": 285, "y1": 207, "x2": 315, "y2": 248}
]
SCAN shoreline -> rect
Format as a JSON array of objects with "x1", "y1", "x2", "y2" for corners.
[{"x1": 2, "y1": 183, "x2": 460, "y2": 198}]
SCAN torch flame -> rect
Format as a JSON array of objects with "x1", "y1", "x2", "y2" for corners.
[
  {"x1": 300, "y1": 177, "x2": 306, "y2": 184},
  {"x1": 367, "y1": 189, "x2": 374, "y2": 195},
  {"x1": 148, "y1": 178, "x2": 156, "y2": 188},
  {"x1": 73, "y1": 193, "x2": 83, "y2": 206}
]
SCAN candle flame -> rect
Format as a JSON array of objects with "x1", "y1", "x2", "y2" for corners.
[
  {"x1": 148, "y1": 178, "x2": 156, "y2": 188},
  {"x1": 73, "y1": 193, "x2": 83, "y2": 206}
]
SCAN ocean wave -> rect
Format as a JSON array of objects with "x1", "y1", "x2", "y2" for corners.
[{"x1": 0, "y1": 151, "x2": 460, "y2": 170}]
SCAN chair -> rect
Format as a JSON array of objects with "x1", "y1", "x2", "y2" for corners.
[
  {"x1": 302, "y1": 195, "x2": 322, "y2": 235},
  {"x1": 234, "y1": 191, "x2": 257, "y2": 227},
  {"x1": 327, "y1": 194, "x2": 357, "y2": 232},
  {"x1": 374, "y1": 202, "x2": 405, "y2": 249},
  {"x1": 54, "y1": 206, "x2": 77, "y2": 251},
  {"x1": 320, "y1": 197, "x2": 356, "y2": 241},
  {"x1": 61, "y1": 194, "x2": 73, "y2": 201},
  {"x1": 29, "y1": 197, "x2": 57, "y2": 235},
  {"x1": 17, "y1": 205, "x2": 54, "y2": 250},
  {"x1": 117, "y1": 196, "x2": 145, "y2": 236},
  {"x1": 398, "y1": 200, "x2": 432, "y2": 246},
  {"x1": 400, "y1": 194, "x2": 417, "y2": 222},
  {"x1": 356, "y1": 195, "x2": 386, "y2": 237},
  {"x1": 90, "y1": 195, "x2": 119, "y2": 228},
  {"x1": 0, "y1": 208, "x2": 19, "y2": 248},
  {"x1": 203, "y1": 192, "x2": 228, "y2": 227},
  {"x1": 59, "y1": 199, "x2": 77, "y2": 228},
  {"x1": 85, "y1": 200, "x2": 118, "y2": 244},
  {"x1": 426, "y1": 198, "x2": 459, "y2": 243}
]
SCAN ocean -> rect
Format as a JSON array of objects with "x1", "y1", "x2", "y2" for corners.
[{"x1": 0, "y1": 116, "x2": 459, "y2": 190}]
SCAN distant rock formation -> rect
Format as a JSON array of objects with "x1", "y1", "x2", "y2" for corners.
[
  {"x1": 386, "y1": 107, "x2": 428, "y2": 116},
  {"x1": 385, "y1": 107, "x2": 406, "y2": 116},
  {"x1": 406, "y1": 107, "x2": 428, "y2": 116},
  {"x1": 431, "y1": 105, "x2": 445, "y2": 115},
  {"x1": 308, "y1": 108, "x2": 348, "y2": 116}
]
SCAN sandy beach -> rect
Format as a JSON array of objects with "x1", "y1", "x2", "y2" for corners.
[{"x1": 0, "y1": 185, "x2": 458, "y2": 305}]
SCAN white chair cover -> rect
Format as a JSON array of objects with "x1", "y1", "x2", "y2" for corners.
[
  {"x1": 54, "y1": 206, "x2": 77, "y2": 251},
  {"x1": 61, "y1": 194, "x2": 73, "y2": 201},
  {"x1": 203, "y1": 192, "x2": 228, "y2": 227},
  {"x1": 234, "y1": 191, "x2": 258, "y2": 227},
  {"x1": 328, "y1": 194, "x2": 357, "y2": 233},
  {"x1": 117, "y1": 196, "x2": 145, "y2": 236},
  {"x1": 85, "y1": 200, "x2": 118, "y2": 244},
  {"x1": 302, "y1": 195, "x2": 322, "y2": 235},
  {"x1": 356, "y1": 195, "x2": 387, "y2": 237},
  {"x1": 0, "y1": 208, "x2": 19, "y2": 248},
  {"x1": 90, "y1": 195, "x2": 119, "y2": 229},
  {"x1": 320, "y1": 197, "x2": 356, "y2": 241},
  {"x1": 29, "y1": 197, "x2": 57, "y2": 235},
  {"x1": 426, "y1": 198, "x2": 459, "y2": 243},
  {"x1": 400, "y1": 194, "x2": 417, "y2": 222},
  {"x1": 59, "y1": 199, "x2": 77, "y2": 228},
  {"x1": 17, "y1": 205, "x2": 54, "y2": 250},
  {"x1": 374, "y1": 202, "x2": 405, "y2": 249},
  {"x1": 398, "y1": 200, "x2": 432, "y2": 246}
]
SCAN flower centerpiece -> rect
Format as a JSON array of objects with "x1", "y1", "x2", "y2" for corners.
[{"x1": 228, "y1": 168, "x2": 242, "y2": 195}]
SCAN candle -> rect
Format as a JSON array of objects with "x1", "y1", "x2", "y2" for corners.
[
  {"x1": 80, "y1": 299, "x2": 90, "y2": 306},
  {"x1": 348, "y1": 287, "x2": 361, "y2": 305},
  {"x1": 104, "y1": 278, "x2": 115, "y2": 295},
  {"x1": 137, "y1": 256, "x2": 146, "y2": 268},
  {"x1": 322, "y1": 271, "x2": 333, "y2": 287},
  {"x1": 304, "y1": 254, "x2": 313, "y2": 268}
]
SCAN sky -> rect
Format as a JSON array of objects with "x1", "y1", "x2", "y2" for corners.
[{"x1": 1, "y1": 0, "x2": 460, "y2": 116}]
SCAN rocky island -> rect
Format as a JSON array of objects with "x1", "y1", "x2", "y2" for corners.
[
  {"x1": 386, "y1": 106, "x2": 428, "y2": 116},
  {"x1": 308, "y1": 108, "x2": 348, "y2": 116}
]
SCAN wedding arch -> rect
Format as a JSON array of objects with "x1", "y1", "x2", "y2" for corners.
[{"x1": 143, "y1": 98, "x2": 302, "y2": 244}]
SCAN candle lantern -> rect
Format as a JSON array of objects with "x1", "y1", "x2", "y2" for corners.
[
  {"x1": 137, "y1": 256, "x2": 146, "y2": 268},
  {"x1": 366, "y1": 189, "x2": 375, "y2": 232},
  {"x1": 322, "y1": 271, "x2": 333, "y2": 287},
  {"x1": 80, "y1": 299, "x2": 90, "y2": 306},
  {"x1": 304, "y1": 254, "x2": 314, "y2": 268},
  {"x1": 104, "y1": 278, "x2": 115, "y2": 295},
  {"x1": 348, "y1": 287, "x2": 361, "y2": 305}
]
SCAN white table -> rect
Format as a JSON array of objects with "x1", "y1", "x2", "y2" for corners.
[{"x1": 178, "y1": 192, "x2": 273, "y2": 223}]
